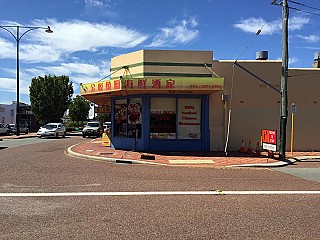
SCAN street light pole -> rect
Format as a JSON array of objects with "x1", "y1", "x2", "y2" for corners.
[{"x1": 0, "y1": 25, "x2": 53, "y2": 135}]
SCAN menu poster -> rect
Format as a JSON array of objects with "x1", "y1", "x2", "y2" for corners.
[
  {"x1": 177, "y1": 98, "x2": 201, "y2": 139},
  {"x1": 150, "y1": 98, "x2": 176, "y2": 139},
  {"x1": 114, "y1": 100, "x2": 127, "y2": 137},
  {"x1": 150, "y1": 111, "x2": 176, "y2": 137},
  {"x1": 128, "y1": 101, "x2": 142, "y2": 138}
]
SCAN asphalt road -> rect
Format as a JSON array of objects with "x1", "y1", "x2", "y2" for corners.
[{"x1": 0, "y1": 136, "x2": 319, "y2": 239}]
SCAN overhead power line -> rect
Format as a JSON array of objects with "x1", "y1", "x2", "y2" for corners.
[
  {"x1": 234, "y1": 6, "x2": 278, "y2": 62},
  {"x1": 289, "y1": 6, "x2": 320, "y2": 17},
  {"x1": 273, "y1": 0, "x2": 320, "y2": 17},
  {"x1": 288, "y1": 0, "x2": 320, "y2": 11},
  {"x1": 98, "y1": 65, "x2": 129, "y2": 82}
]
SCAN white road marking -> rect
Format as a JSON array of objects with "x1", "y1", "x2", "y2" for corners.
[{"x1": 0, "y1": 190, "x2": 320, "y2": 197}]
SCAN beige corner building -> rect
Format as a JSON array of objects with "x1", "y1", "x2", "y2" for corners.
[{"x1": 81, "y1": 49, "x2": 320, "y2": 152}]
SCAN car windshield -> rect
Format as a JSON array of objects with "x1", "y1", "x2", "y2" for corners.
[
  {"x1": 87, "y1": 123, "x2": 100, "y2": 127},
  {"x1": 43, "y1": 124, "x2": 57, "y2": 129}
]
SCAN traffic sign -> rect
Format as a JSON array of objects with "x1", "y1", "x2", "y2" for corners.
[
  {"x1": 291, "y1": 103, "x2": 297, "y2": 114},
  {"x1": 261, "y1": 129, "x2": 277, "y2": 151}
]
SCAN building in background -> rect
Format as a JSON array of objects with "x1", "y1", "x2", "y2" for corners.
[
  {"x1": 81, "y1": 49, "x2": 320, "y2": 152},
  {"x1": 0, "y1": 102, "x2": 38, "y2": 131},
  {"x1": 0, "y1": 103, "x2": 15, "y2": 125}
]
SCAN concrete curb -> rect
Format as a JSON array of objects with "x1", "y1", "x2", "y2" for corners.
[
  {"x1": 66, "y1": 144, "x2": 166, "y2": 166},
  {"x1": 290, "y1": 156, "x2": 320, "y2": 161},
  {"x1": 229, "y1": 161, "x2": 291, "y2": 168},
  {"x1": 67, "y1": 144, "x2": 292, "y2": 168},
  {"x1": 0, "y1": 133, "x2": 37, "y2": 140}
]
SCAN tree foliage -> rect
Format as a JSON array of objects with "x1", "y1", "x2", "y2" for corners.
[
  {"x1": 96, "y1": 113, "x2": 111, "y2": 123},
  {"x1": 29, "y1": 75, "x2": 74, "y2": 123},
  {"x1": 69, "y1": 96, "x2": 91, "y2": 125}
]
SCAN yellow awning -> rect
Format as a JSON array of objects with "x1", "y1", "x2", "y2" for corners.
[{"x1": 80, "y1": 77, "x2": 224, "y2": 106}]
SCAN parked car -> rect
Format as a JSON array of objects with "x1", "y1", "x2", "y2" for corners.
[
  {"x1": 82, "y1": 121, "x2": 103, "y2": 138},
  {"x1": 6, "y1": 123, "x2": 29, "y2": 134},
  {"x1": 0, "y1": 124, "x2": 10, "y2": 135},
  {"x1": 37, "y1": 123, "x2": 66, "y2": 138},
  {"x1": 103, "y1": 122, "x2": 111, "y2": 132}
]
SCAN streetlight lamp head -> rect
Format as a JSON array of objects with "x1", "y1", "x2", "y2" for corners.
[{"x1": 45, "y1": 26, "x2": 53, "y2": 33}]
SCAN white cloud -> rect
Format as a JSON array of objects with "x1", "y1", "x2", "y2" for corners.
[
  {"x1": 0, "y1": 38, "x2": 15, "y2": 58},
  {"x1": 0, "y1": 77, "x2": 16, "y2": 92},
  {"x1": 289, "y1": 16, "x2": 310, "y2": 31},
  {"x1": 35, "y1": 19, "x2": 148, "y2": 54},
  {"x1": 289, "y1": 57, "x2": 299, "y2": 65},
  {"x1": 0, "y1": 19, "x2": 149, "y2": 64},
  {"x1": 233, "y1": 16, "x2": 310, "y2": 35},
  {"x1": 84, "y1": 0, "x2": 118, "y2": 19},
  {"x1": 233, "y1": 18, "x2": 280, "y2": 35},
  {"x1": 0, "y1": 59, "x2": 111, "y2": 95},
  {"x1": 148, "y1": 17, "x2": 199, "y2": 47},
  {"x1": 296, "y1": 34, "x2": 320, "y2": 43},
  {"x1": 275, "y1": 56, "x2": 299, "y2": 67},
  {"x1": 85, "y1": 0, "x2": 104, "y2": 7}
]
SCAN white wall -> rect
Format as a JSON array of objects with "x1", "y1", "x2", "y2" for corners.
[{"x1": 0, "y1": 103, "x2": 16, "y2": 124}]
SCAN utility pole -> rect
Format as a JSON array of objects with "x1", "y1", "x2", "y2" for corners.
[{"x1": 279, "y1": 0, "x2": 289, "y2": 160}]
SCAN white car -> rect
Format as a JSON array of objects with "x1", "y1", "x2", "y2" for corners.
[
  {"x1": 37, "y1": 123, "x2": 66, "y2": 138},
  {"x1": 103, "y1": 122, "x2": 111, "y2": 132},
  {"x1": 82, "y1": 121, "x2": 102, "y2": 138}
]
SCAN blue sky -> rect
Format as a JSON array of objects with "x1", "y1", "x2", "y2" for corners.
[{"x1": 0, "y1": 0, "x2": 319, "y2": 104}]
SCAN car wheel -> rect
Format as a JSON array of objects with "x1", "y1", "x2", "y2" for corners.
[
  {"x1": 55, "y1": 132, "x2": 59, "y2": 138},
  {"x1": 6, "y1": 131, "x2": 9, "y2": 135},
  {"x1": 25, "y1": 129, "x2": 29, "y2": 134},
  {"x1": 82, "y1": 134, "x2": 86, "y2": 138},
  {"x1": 38, "y1": 136, "x2": 42, "y2": 138},
  {"x1": 62, "y1": 132, "x2": 66, "y2": 138}
]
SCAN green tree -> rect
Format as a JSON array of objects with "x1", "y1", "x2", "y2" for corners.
[
  {"x1": 96, "y1": 113, "x2": 111, "y2": 123},
  {"x1": 29, "y1": 75, "x2": 74, "y2": 123},
  {"x1": 69, "y1": 96, "x2": 91, "y2": 127}
]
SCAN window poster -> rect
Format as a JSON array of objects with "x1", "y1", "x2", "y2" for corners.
[
  {"x1": 150, "y1": 98, "x2": 176, "y2": 139},
  {"x1": 114, "y1": 99, "x2": 127, "y2": 137},
  {"x1": 128, "y1": 98, "x2": 142, "y2": 138},
  {"x1": 177, "y1": 98, "x2": 201, "y2": 139}
]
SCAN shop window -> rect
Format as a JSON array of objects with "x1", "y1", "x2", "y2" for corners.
[
  {"x1": 177, "y1": 98, "x2": 201, "y2": 139},
  {"x1": 150, "y1": 97, "x2": 201, "y2": 140},
  {"x1": 114, "y1": 99, "x2": 127, "y2": 137},
  {"x1": 114, "y1": 98, "x2": 142, "y2": 138},
  {"x1": 127, "y1": 98, "x2": 142, "y2": 138},
  {"x1": 150, "y1": 98, "x2": 176, "y2": 139}
]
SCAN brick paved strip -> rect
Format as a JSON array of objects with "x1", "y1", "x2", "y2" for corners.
[{"x1": 168, "y1": 160, "x2": 215, "y2": 164}]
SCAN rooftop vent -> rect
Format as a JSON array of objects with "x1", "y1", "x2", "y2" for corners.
[
  {"x1": 256, "y1": 51, "x2": 268, "y2": 60},
  {"x1": 313, "y1": 52, "x2": 320, "y2": 68}
]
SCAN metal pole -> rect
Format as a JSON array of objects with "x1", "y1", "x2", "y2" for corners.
[
  {"x1": 279, "y1": 0, "x2": 289, "y2": 160},
  {"x1": 290, "y1": 110, "x2": 294, "y2": 156},
  {"x1": 0, "y1": 25, "x2": 52, "y2": 135},
  {"x1": 16, "y1": 26, "x2": 20, "y2": 136}
]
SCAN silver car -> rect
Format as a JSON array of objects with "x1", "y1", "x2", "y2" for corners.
[
  {"x1": 6, "y1": 123, "x2": 29, "y2": 134},
  {"x1": 37, "y1": 123, "x2": 66, "y2": 138},
  {"x1": 0, "y1": 123, "x2": 10, "y2": 135}
]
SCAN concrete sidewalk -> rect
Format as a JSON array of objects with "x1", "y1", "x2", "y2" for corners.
[
  {"x1": 2, "y1": 133, "x2": 320, "y2": 168},
  {"x1": 0, "y1": 132, "x2": 37, "y2": 140},
  {"x1": 67, "y1": 138, "x2": 315, "y2": 168}
]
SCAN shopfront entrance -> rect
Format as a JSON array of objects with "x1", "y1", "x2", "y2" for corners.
[{"x1": 110, "y1": 94, "x2": 210, "y2": 152}]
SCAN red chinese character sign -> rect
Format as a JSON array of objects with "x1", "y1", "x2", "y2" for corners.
[
  {"x1": 261, "y1": 129, "x2": 277, "y2": 152},
  {"x1": 80, "y1": 77, "x2": 224, "y2": 95}
]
